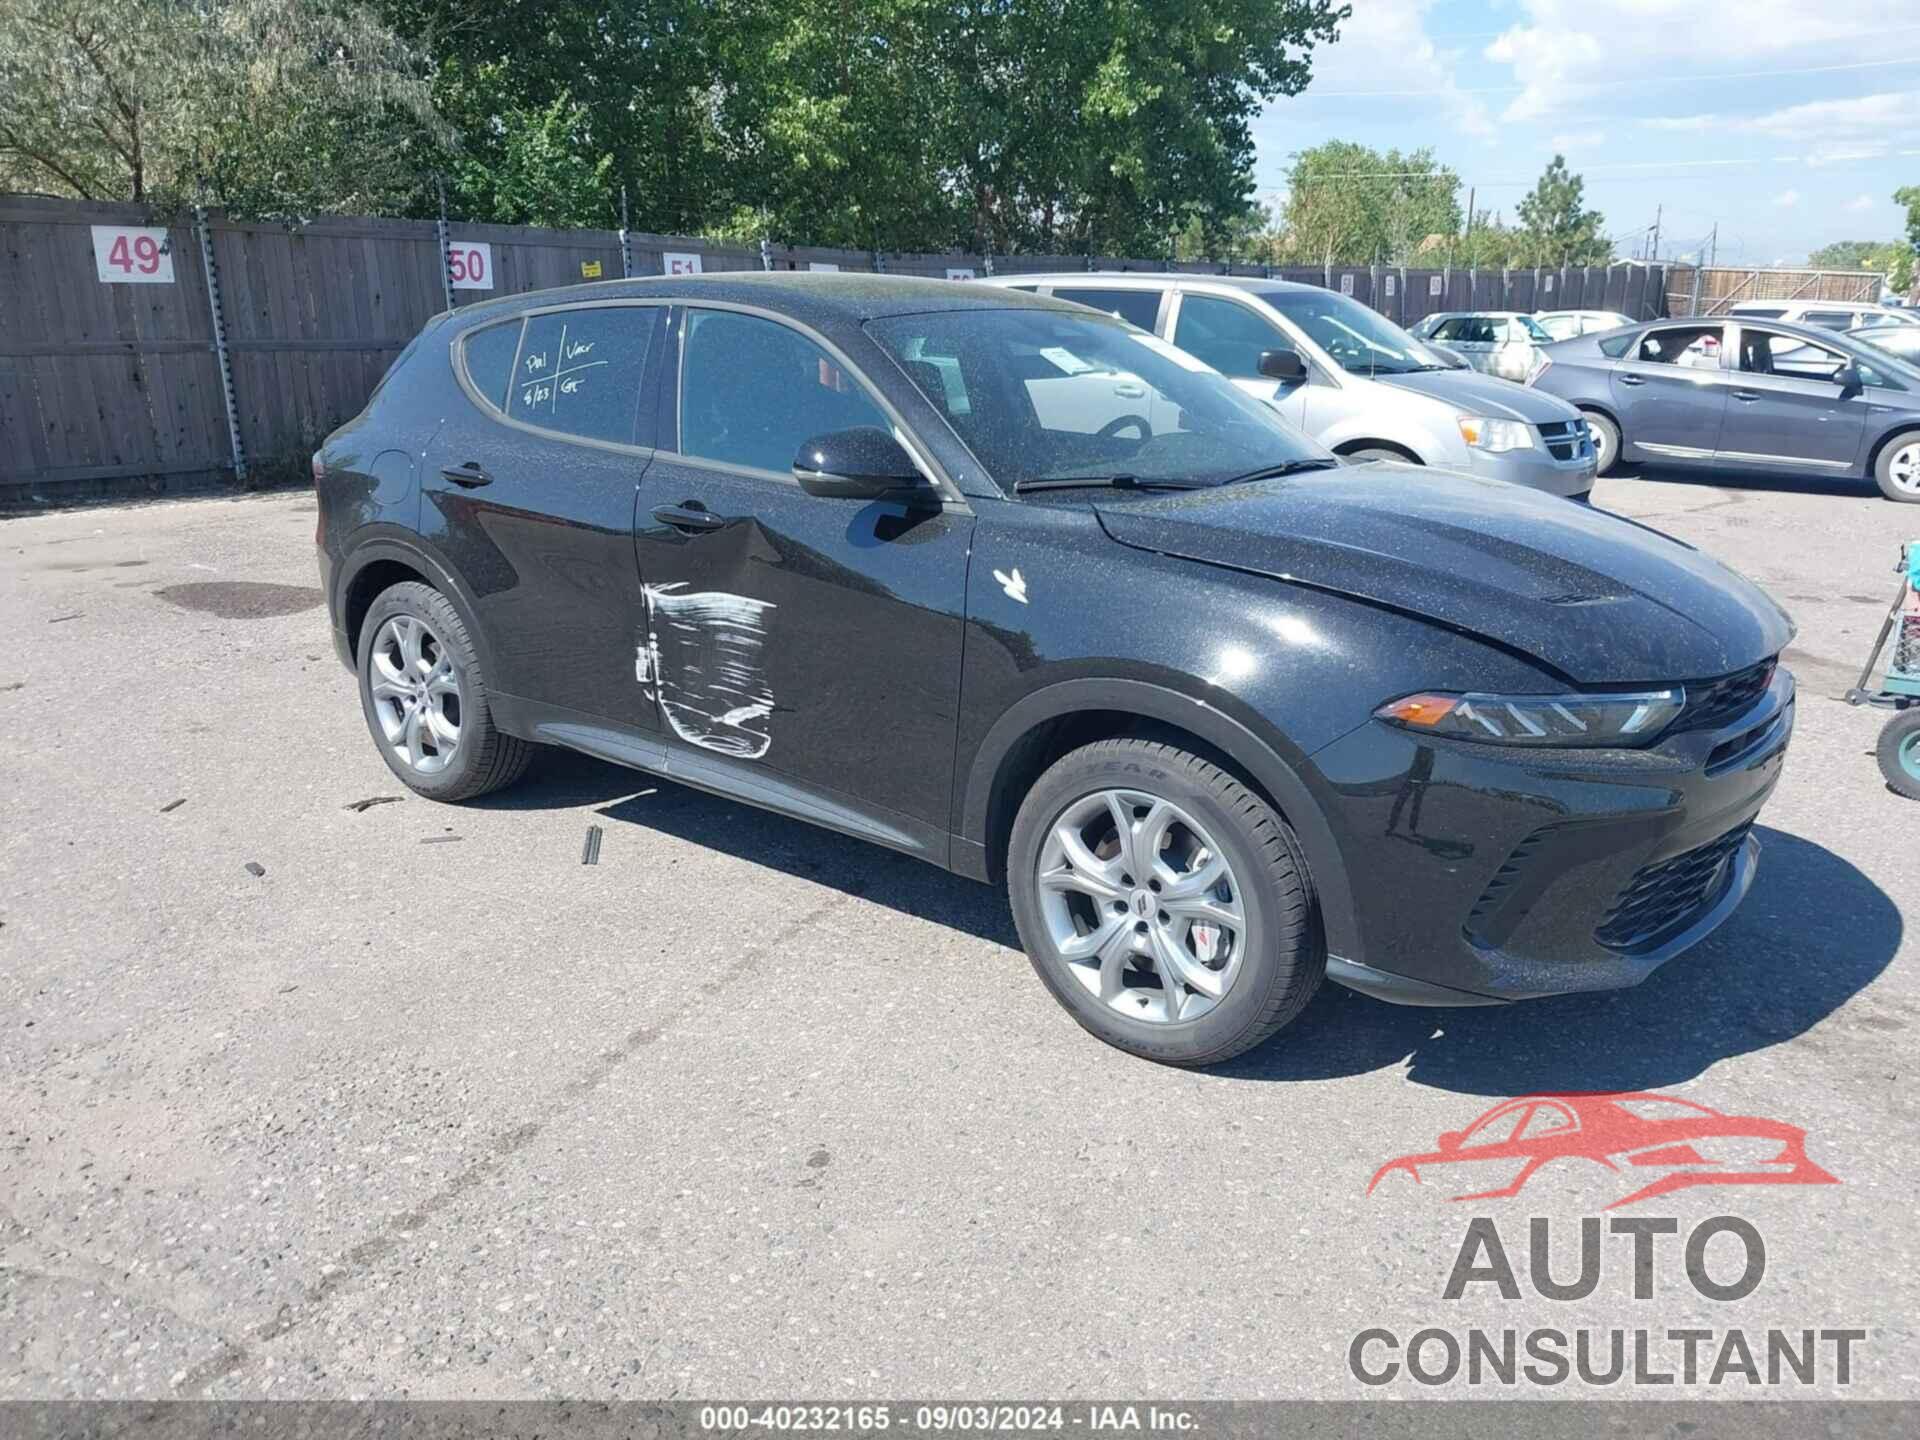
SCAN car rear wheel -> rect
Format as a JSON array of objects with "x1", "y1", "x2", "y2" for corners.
[
  {"x1": 1007, "y1": 737, "x2": 1324, "y2": 1066},
  {"x1": 1874, "y1": 431, "x2": 1920, "y2": 503},
  {"x1": 1878, "y1": 711, "x2": 1920, "y2": 800},
  {"x1": 357, "y1": 581, "x2": 533, "y2": 801},
  {"x1": 1582, "y1": 410, "x2": 1621, "y2": 476}
]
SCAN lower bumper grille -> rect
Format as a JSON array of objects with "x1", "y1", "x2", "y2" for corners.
[{"x1": 1595, "y1": 822, "x2": 1752, "y2": 953}]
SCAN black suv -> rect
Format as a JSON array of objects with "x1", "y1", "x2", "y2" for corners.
[{"x1": 317, "y1": 275, "x2": 1795, "y2": 1065}]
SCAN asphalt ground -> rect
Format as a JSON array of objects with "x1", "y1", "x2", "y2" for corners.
[{"x1": 1, "y1": 466, "x2": 1916, "y2": 1405}]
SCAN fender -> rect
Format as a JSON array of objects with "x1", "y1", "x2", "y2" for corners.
[
  {"x1": 1315, "y1": 415, "x2": 1436, "y2": 463},
  {"x1": 332, "y1": 527, "x2": 501, "y2": 686},
  {"x1": 959, "y1": 676, "x2": 1360, "y2": 961}
]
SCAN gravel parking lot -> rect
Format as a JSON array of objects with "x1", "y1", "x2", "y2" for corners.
[{"x1": 2, "y1": 469, "x2": 1915, "y2": 1402}]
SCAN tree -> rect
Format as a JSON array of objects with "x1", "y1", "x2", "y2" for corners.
[
  {"x1": 1279, "y1": 141, "x2": 1461, "y2": 268},
  {"x1": 1809, "y1": 238, "x2": 1914, "y2": 294},
  {"x1": 1514, "y1": 154, "x2": 1610, "y2": 267},
  {"x1": 1898, "y1": 186, "x2": 1920, "y2": 292},
  {"x1": 1808, "y1": 240, "x2": 1881, "y2": 269},
  {"x1": 0, "y1": 0, "x2": 443, "y2": 217}
]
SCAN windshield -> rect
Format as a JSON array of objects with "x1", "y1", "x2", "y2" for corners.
[
  {"x1": 866, "y1": 309, "x2": 1330, "y2": 492},
  {"x1": 1260, "y1": 290, "x2": 1451, "y2": 375}
]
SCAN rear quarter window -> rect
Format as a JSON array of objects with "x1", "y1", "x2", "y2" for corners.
[
  {"x1": 506, "y1": 306, "x2": 660, "y2": 446},
  {"x1": 1598, "y1": 332, "x2": 1637, "y2": 357},
  {"x1": 460, "y1": 319, "x2": 523, "y2": 412}
]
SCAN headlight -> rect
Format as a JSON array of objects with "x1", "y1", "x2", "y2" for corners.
[
  {"x1": 1457, "y1": 415, "x2": 1534, "y2": 452},
  {"x1": 1375, "y1": 688, "x2": 1686, "y2": 746}
]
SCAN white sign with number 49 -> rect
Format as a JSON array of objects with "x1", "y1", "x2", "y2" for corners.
[
  {"x1": 448, "y1": 241, "x2": 493, "y2": 290},
  {"x1": 93, "y1": 226, "x2": 175, "y2": 284}
]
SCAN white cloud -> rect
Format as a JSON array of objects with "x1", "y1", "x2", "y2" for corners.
[
  {"x1": 1289, "y1": 0, "x2": 1495, "y2": 138},
  {"x1": 1547, "y1": 129, "x2": 1607, "y2": 153},
  {"x1": 1773, "y1": 189, "x2": 1801, "y2": 207},
  {"x1": 1847, "y1": 193, "x2": 1877, "y2": 211},
  {"x1": 1483, "y1": 1, "x2": 1917, "y2": 124}
]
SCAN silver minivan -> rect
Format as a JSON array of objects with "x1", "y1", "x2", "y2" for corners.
[{"x1": 984, "y1": 275, "x2": 1595, "y2": 498}]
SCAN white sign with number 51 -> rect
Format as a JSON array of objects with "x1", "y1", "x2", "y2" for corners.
[
  {"x1": 448, "y1": 241, "x2": 493, "y2": 290},
  {"x1": 93, "y1": 226, "x2": 175, "y2": 284}
]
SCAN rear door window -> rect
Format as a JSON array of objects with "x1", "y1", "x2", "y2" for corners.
[
  {"x1": 1802, "y1": 311, "x2": 1853, "y2": 330},
  {"x1": 1050, "y1": 287, "x2": 1163, "y2": 330},
  {"x1": 506, "y1": 306, "x2": 659, "y2": 446},
  {"x1": 1635, "y1": 325, "x2": 1721, "y2": 366}
]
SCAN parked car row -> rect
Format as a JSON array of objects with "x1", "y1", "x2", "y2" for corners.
[
  {"x1": 985, "y1": 276, "x2": 1597, "y2": 497},
  {"x1": 315, "y1": 270, "x2": 1802, "y2": 1065},
  {"x1": 1528, "y1": 315, "x2": 1920, "y2": 502}
]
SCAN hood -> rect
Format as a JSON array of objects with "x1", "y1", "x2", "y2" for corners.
[
  {"x1": 1094, "y1": 466, "x2": 1793, "y2": 685},
  {"x1": 1376, "y1": 367, "x2": 1577, "y2": 422}
]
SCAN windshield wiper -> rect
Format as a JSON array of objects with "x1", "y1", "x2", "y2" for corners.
[
  {"x1": 1219, "y1": 459, "x2": 1341, "y2": 485},
  {"x1": 1012, "y1": 473, "x2": 1214, "y2": 493}
]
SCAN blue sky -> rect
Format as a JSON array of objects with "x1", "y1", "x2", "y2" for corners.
[{"x1": 1250, "y1": 0, "x2": 1920, "y2": 266}]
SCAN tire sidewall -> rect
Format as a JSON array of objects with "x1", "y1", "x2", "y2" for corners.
[
  {"x1": 1008, "y1": 746, "x2": 1307, "y2": 1064},
  {"x1": 356, "y1": 584, "x2": 492, "y2": 800},
  {"x1": 1582, "y1": 410, "x2": 1620, "y2": 475},
  {"x1": 1874, "y1": 431, "x2": 1920, "y2": 503},
  {"x1": 1879, "y1": 712, "x2": 1920, "y2": 799}
]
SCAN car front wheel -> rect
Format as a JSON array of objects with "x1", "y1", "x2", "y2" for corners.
[
  {"x1": 1874, "y1": 431, "x2": 1920, "y2": 503},
  {"x1": 1007, "y1": 737, "x2": 1324, "y2": 1065},
  {"x1": 1582, "y1": 410, "x2": 1621, "y2": 476}
]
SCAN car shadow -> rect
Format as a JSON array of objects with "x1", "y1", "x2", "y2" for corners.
[
  {"x1": 478, "y1": 755, "x2": 1897, "y2": 1095},
  {"x1": 1617, "y1": 462, "x2": 1871, "y2": 501},
  {"x1": 493, "y1": 748, "x2": 1021, "y2": 948},
  {"x1": 1217, "y1": 825, "x2": 1901, "y2": 1097}
]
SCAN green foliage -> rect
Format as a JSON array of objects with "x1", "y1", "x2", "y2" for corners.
[
  {"x1": 1809, "y1": 237, "x2": 1914, "y2": 293},
  {"x1": 1897, "y1": 186, "x2": 1920, "y2": 276},
  {"x1": 1280, "y1": 142, "x2": 1461, "y2": 267},
  {"x1": 0, "y1": 0, "x2": 443, "y2": 218},
  {"x1": 1513, "y1": 154, "x2": 1610, "y2": 267}
]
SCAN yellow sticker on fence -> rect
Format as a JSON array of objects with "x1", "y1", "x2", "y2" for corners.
[{"x1": 581, "y1": 259, "x2": 603, "y2": 279}]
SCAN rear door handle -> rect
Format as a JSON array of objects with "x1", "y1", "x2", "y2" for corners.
[
  {"x1": 440, "y1": 461, "x2": 492, "y2": 488},
  {"x1": 1617, "y1": 375, "x2": 1646, "y2": 387},
  {"x1": 1731, "y1": 389, "x2": 1761, "y2": 402},
  {"x1": 651, "y1": 503, "x2": 725, "y2": 533}
]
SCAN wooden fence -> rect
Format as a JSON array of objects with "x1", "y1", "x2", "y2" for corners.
[
  {"x1": 1663, "y1": 263, "x2": 1886, "y2": 318},
  {"x1": 0, "y1": 194, "x2": 1667, "y2": 506}
]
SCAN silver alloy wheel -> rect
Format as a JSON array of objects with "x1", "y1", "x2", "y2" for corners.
[
  {"x1": 1035, "y1": 789, "x2": 1250, "y2": 1024},
  {"x1": 1889, "y1": 441, "x2": 1920, "y2": 497},
  {"x1": 369, "y1": 614, "x2": 463, "y2": 774}
]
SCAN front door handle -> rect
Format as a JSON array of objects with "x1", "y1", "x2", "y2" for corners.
[
  {"x1": 441, "y1": 461, "x2": 492, "y2": 488},
  {"x1": 1731, "y1": 389, "x2": 1762, "y2": 402},
  {"x1": 651, "y1": 502, "x2": 725, "y2": 533},
  {"x1": 1617, "y1": 374, "x2": 1646, "y2": 387}
]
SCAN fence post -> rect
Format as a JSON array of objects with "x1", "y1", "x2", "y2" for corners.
[
  {"x1": 619, "y1": 188, "x2": 633, "y2": 278},
  {"x1": 193, "y1": 206, "x2": 246, "y2": 484},
  {"x1": 434, "y1": 177, "x2": 455, "y2": 311},
  {"x1": 1688, "y1": 263, "x2": 1704, "y2": 318}
]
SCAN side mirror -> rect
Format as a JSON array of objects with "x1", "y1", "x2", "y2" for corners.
[
  {"x1": 1258, "y1": 348, "x2": 1309, "y2": 383},
  {"x1": 793, "y1": 427, "x2": 928, "y2": 501}
]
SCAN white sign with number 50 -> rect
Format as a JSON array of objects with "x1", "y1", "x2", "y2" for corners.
[
  {"x1": 447, "y1": 241, "x2": 493, "y2": 290},
  {"x1": 92, "y1": 225, "x2": 175, "y2": 284}
]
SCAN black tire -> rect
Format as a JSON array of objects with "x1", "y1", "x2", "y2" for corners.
[
  {"x1": 1872, "y1": 429, "x2": 1920, "y2": 503},
  {"x1": 1345, "y1": 446, "x2": 1417, "y2": 465},
  {"x1": 356, "y1": 581, "x2": 533, "y2": 802},
  {"x1": 1006, "y1": 737, "x2": 1324, "y2": 1066},
  {"x1": 1878, "y1": 710, "x2": 1920, "y2": 800},
  {"x1": 1582, "y1": 410, "x2": 1621, "y2": 476}
]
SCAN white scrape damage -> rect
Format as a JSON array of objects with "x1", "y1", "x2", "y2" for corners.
[{"x1": 638, "y1": 583, "x2": 779, "y2": 759}]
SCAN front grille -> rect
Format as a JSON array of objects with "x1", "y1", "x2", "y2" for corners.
[
  {"x1": 1536, "y1": 419, "x2": 1586, "y2": 462},
  {"x1": 1673, "y1": 659, "x2": 1776, "y2": 734},
  {"x1": 1595, "y1": 822, "x2": 1752, "y2": 953}
]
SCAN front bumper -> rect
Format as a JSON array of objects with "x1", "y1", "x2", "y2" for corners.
[
  {"x1": 1309, "y1": 665, "x2": 1794, "y2": 1004},
  {"x1": 1466, "y1": 431, "x2": 1597, "y2": 498}
]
